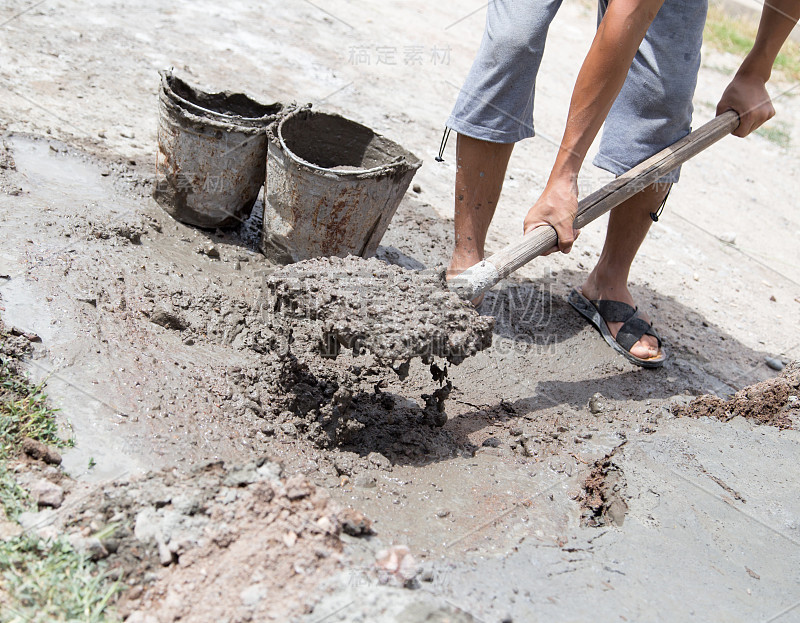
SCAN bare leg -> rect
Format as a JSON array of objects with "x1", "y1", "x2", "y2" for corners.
[
  {"x1": 580, "y1": 182, "x2": 669, "y2": 360},
  {"x1": 447, "y1": 134, "x2": 514, "y2": 287}
]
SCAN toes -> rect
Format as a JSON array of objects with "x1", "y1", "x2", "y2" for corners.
[{"x1": 630, "y1": 336, "x2": 660, "y2": 360}]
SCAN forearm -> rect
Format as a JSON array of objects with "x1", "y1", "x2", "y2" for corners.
[
  {"x1": 737, "y1": 0, "x2": 800, "y2": 81},
  {"x1": 549, "y1": 0, "x2": 665, "y2": 184}
]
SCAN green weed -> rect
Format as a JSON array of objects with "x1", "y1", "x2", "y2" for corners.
[
  {"x1": 0, "y1": 535, "x2": 122, "y2": 623},
  {"x1": 755, "y1": 121, "x2": 791, "y2": 148},
  {"x1": 0, "y1": 359, "x2": 64, "y2": 460},
  {"x1": 704, "y1": 6, "x2": 800, "y2": 82}
]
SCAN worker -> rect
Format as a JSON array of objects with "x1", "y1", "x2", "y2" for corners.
[{"x1": 445, "y1": 0, "x2": 799, "y2": 367}]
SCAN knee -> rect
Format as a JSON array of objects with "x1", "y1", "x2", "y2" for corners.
[{"x1": 485, "y1": 23, "x2": 547, "y2": 61}]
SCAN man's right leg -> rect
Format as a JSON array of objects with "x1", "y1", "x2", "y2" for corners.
[
  {"x1": 444, "y1": 0, "x2": 564, "y2": 294},
  {"x1": 447, "y1": 134, "x2": 514, "y2": 281}
]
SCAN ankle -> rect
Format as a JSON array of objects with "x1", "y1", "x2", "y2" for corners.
[
  {"x1": 448, "y1": 246, "x2": 484, "y2": 277},
  {"x1": 586, "y1": 261, "x2": 629, "y2": 288},
  {"x1": 582, "y1": 272, "x2": 630, "y2": 302}
]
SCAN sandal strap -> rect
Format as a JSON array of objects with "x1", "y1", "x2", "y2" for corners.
[
  {"x1": 591, "y1": 299, "x2": 636, "y2": 324},
  {"x1": 616, "y1": 310, "x2": 662, "y2": 352}
]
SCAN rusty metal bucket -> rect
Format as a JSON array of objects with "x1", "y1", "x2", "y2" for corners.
[
  {"x1": 262, "y1": 109, "x2": 422, "y2": 263},
  {"x1": 154, "y1": 70, "x2": 283, "y2": 228}
]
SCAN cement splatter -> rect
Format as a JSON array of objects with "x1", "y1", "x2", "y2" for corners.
[{"x1": 580, "y1": 448, "x2": 628, "y2": 527}]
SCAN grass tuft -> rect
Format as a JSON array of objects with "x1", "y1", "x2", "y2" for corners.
[
  {"x1": 704, "y1": 5, "x2": 800, "y2": 82},
  {"x1": 0, "y1": 359, "x2": 64, "y2": 460},
  {"x1": 0, "y1": 331, "x2": 120, "y2": 621},
  {"x1": 0, "y1": 535, "x2": 122, "y2": 623},
  {"x1": 0, "y1": 467, "x2": 32, "y2": 521},
  {"x1": 755, "y1": 121, "x2": 792, "y2": 148}
]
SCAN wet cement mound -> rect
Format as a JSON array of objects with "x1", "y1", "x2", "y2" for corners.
[
  {"x1": 228, "y1": 354, "x2": 470, "y2": 462},
  {"x1": 84, "y1": 258, "x2": 470, "y2": 463},
  {"x1": 673, "y1": 361, "x2": 799, "y2": 429},
  {"x1": 265, "y1": 256, "x2": 494, "y2": 368}
]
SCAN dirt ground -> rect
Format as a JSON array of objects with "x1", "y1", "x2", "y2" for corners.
[{"x1": 1, "y1": 1, "x2": 799, "y2": 621}]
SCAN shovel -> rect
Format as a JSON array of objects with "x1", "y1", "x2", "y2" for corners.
[{"x1": 448, "y1": 110, "x2": 741, "y2": 301}]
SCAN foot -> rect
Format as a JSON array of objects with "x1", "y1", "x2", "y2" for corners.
[
  {"x1": 447, "y1": 249, "x2": 484, "y2": 307},
  {"x1": 579, "y1": 280, "x2": 660, "y2": 361}
]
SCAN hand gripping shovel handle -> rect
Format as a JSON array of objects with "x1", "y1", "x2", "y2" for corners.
[{"x1": 448, "y1": 110, "x2": 741, "y2": 301}]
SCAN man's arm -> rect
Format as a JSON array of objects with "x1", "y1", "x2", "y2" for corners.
[
  {"x1": 525, "y1": 0, "x2": 799, "y2": 254},
  {"x1": 716, "y1": 0, "x2": 800, "y2": 136},
  {"x1": 523, "y1": 0, "x2": 665, "y2": 252}
]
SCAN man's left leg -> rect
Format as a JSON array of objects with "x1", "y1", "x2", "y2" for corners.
[
  {"x1": 579, "y1": 183, "x2": 668, "y2": 360},
  {"x1": 579, "y1": 0, "x2": 707, "y2": 364}
]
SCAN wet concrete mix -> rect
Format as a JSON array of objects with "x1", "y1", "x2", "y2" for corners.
[{"x1": 264, "y1": 255, "x2": 494, "y2": 370}]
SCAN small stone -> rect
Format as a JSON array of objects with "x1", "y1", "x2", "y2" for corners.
[
  {"x1": 436, "y1": 509, "x2": 450, "y2": 518},
  {"x1": 376, "y1": 545, "x2": 417, "y2": 583},
  {"x1": 157, "y1": 538, "x2": 173, "y2": 566},
  {"x1": 316, "y1": 516, "x2": 333, "y2": 532},
  {"x1": 197, "y1": 244, "x2": 220, "y2": 259},
  {"x1": 260, "y1": 424, "x2": 275, "y2": 436},
  {"x1": 482, "y1": 437, "x2": 500, "y2": 448},
  {"x1": 280, "y1": 422, "x2": 297, "y2": 437},
  {"x1": 332, "y1": 455, "x2": 354, "y2": 476},
  {"x1": 339, "y1": 508, "x2": 373, "y2": 536},
  {"x1": 588, "y1": 392, "x2": 606, "y2": 415},
  {"x1": 509, "y1": 426, "x2": 523, "y2": 436},
  {"x1": 256, "y1": 460, "x2": 282, "y2": 481},
  {"x1": 76, "y1": 293, "x2": 97, "y2": 307},
  {"x1": 0, "y1": 519, "x2": 23, "y2": 540},
  {"x1": 353, "y1": 473, "x2": 376, "y2": 488},
  {"x1": 223, "y1": 464, "x2": 258, "y2": 487},
  {"x1": 412, "y1": 184, "x2": 422, "y2": 193},
  {"x1": 182, "y1": 335, "x2": 195, "y2": 346},
  {"x1": 718, "y1": 232, "x2": 737, "y2": 245},
  {"x1": 367, "y1": 451, "x2": 391, "y2": 470},
  {"x1": 765, "y1": 356, "x2": 785, "y2": 371},
  {"x1": 521, "y1": 441, "x2": 538, "y2": 457},
  {"x1": 769, "y1": 295, "x2": 777, "y2": 302},
  {"x1": 149, "y1": 307, "x2": 187, "y2": 331},
  {"x1": 240, "y1": 584, "x2": 267, "y2": 607},
  {"x1": 285, "y1": 475, "x2": 312, "y2": 500},
  {"x1": 21, "y1": 438, "x2": 62, "y2": 465},
  {"x1": 18, "y1": 509, "x2": 56, "y2": 533},
  {"x1": 67, "y1": 534, "x2": 108, "y2": 561},
  {"x1": 30, "y1": 479, "x2": 64, "y2": 508},
  {"x1": 397, "y1": 551, "x2": 418, "y2": 581}
]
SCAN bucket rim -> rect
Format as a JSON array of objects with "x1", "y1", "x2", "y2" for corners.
[
  {"x1": 159, "y1": 69, "x2": 282, "y2": 126},
  {"x1": 158, "y1": 90, "x2": 271, "y2": 136},
  {"x1": 273, "y1": 109, "x2": 422, "y2": 177}
]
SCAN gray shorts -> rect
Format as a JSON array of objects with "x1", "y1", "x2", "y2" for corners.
[{"x1": 446, "y1": 0, "x2": 708, "y2": 182}]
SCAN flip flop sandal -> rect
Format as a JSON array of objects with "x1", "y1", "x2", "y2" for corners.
[{"x1": 568, "y1": 289, "x2": 668, "y2": 368}]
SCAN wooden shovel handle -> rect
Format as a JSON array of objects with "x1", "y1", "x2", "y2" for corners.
[{"x1": 449, "y1": 110, "x2": 740, "y2": 301}]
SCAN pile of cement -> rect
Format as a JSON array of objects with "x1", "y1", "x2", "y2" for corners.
[
  {"x1": 673, "y1": 361, "x2": 799, "y2": 429},
  {"x1": 18, "y1": 458, "x2": 348, "y2": 623},
  {"x1": 264, "y1": 256, "x2": 494, "y2": 367}
]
